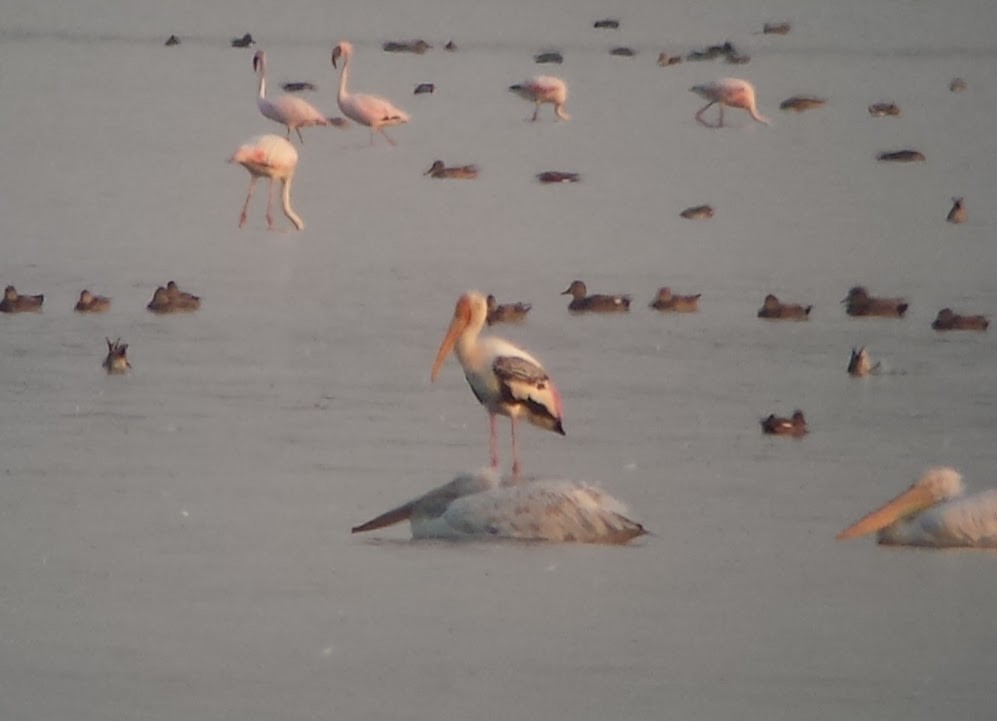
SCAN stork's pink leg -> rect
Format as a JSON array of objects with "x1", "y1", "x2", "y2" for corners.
[
  {"x1": 239, "y1": 177, "x2": 258, "y2": 228},
  {"x1": 488, "y1": 413, "x2": 500, "y2": 468},
  {"x1": 510, "y1": 417, "x2": 521, "y2": 480}
]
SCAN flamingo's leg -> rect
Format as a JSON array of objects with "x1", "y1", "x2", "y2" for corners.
[
  {"x1": 239, "y1": 176, "x2": 259, "y2": 228},
  {"x1": 265, "y1": 177, "x2": 276, "y2": 230},
  {"x1": 695, "y1": 100, "x2": 716, "y2": 126}
]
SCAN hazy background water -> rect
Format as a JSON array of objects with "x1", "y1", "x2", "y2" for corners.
[{"x1": 2, "y1": 1, "x2": 997, "y2": 719}]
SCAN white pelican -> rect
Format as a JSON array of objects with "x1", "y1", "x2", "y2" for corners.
[
  {"x1": 352, "y1": 467, "x2": 647, "y2": 544},
  {"x1": 837, "y1": 467, "x2": 997, "y2": 548},
  {"x1": 689, "y1": 78, "x2": 768, "y2": 127},
  {"x1": 431, "y1": 291, "x2": 565, "y2": 477}
]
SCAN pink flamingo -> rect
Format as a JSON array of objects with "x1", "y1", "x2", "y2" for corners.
[
  {"x1": 331, "y1": 41, "x2": 410, "y2": 146},
  {"x1": 228, "y1": 134, "x2": 304, "y2": 231},
  {"x1": 253, "y1": 50, "x2": 330, "y2": 143},
  {"x1": 508, "y1": 76, "x2": 570, "y2": 121},
  {"x1": 689, "y1": 78, "x2": 768, "y2": 127}
]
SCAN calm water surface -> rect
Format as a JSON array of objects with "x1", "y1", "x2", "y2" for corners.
[{"x1": 2, "y1": 1, "x2": 997, "y2": 720}]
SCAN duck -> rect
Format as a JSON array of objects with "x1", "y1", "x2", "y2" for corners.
[
  {"x1": 762, "y1": 22, "x2": 791, "y2": 35},
  {"x1": 536, "y1": 171, "x2": 580, "y2": 184},
  {"x1": 486, "y1": 294, "x2": 532, "y2": 325},
  {"x1": 680, "y1": 204, "x2": 714, "y2": 220},
  {"x1": 610, "y1": 46, "x2": 636, "y2": 57},
  {"x1": 414, "y1": 83, "x2": 435, "y2": 95},
  {"x1": 102, "y1": 338, "x2": 131, "y2": 375},
  {"x1": 593, "y1": 19, "x2": 620, "y2": 29},
  {"x1": 657, "y1": 52, "x2": 683, "y2": 66},
  {"x1": 649, "y1": 287, "x2": 700, "y2": 312},
  {"x1": 868, "y1": 102, "x2": 901, "y2": 117},
  {"x1": 780, "y1": 95, "x2": 827, "y2": 112},
  {"x1": 931, "y1": 308, "x2": 989, "y2": 331},
  {"x1": 164, "y1": 35, "x2": 180, "y2": 47},
  {"x1": 74, "y1": 289, "x2": 111, "y2": 313},
  {"x1": 877, "y1": 149, "x2": 925, "y2": 162},
  {"x1": 947, "y1": 197, "x2": 966, "y2": 224},
  {"x1": 533, "y1": 51, "x2": 564, "y2": 64},
  {"x1": 757, "y1": 294, "x2": 812, "y2": 320},
  {"x1": 0, "y1": 285, "x2": 44, "y2": 313},
  {"x1": 760, "y1": 410, "x2": 808, "y2": 437},
  {"x1": 950, "y1": 77, "x2": 967, "y2": 92},
  {"x1": 424, "y1": 160, "x2": 479, "y2": 179},
  {"x1": 231, "y1": 33, "x2": 255, "y2": 48},
  {"x1": 842, "y1": 286, "x2": 908, "y2": 317},
  {"x1": 562, "y1": 280, "x2": 631, "y2": 313},
  {"x1": 847, "y1": 346, "x2": 880, "y2": 377},
  {"x1": 383, "y1": 39, "x2": 431, "y2": 54}
]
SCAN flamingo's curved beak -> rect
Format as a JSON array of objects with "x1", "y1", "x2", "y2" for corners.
[{"x1": 331, "y1": 46, "x2": 342, "y2": 69}]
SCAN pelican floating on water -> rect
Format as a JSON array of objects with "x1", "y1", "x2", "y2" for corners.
[
  {"x1": 352, "y1": 467, "x2": 647, "y2": 544},
  {"x1": 837, "y1": 467, "x2": 997, "y2": 548}
]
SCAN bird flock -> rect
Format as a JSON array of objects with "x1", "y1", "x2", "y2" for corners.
[{"x1": 6, "y1": 20, "x2": 990, "y2": 546}]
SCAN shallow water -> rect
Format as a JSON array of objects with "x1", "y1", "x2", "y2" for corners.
[{"x1": 2, "y1": 1, "x2": 997, "y2": 720}]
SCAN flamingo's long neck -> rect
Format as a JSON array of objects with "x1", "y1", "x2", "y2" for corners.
[
  {"x1": 257, "y1": 60, "x2": 267, "y2": 100},
  {"x1": 337, "y1": 53, "x2": 351, "y2": 104},
  {"x1": 281, "y1": 177, "x2": 304, "y2": 231}
]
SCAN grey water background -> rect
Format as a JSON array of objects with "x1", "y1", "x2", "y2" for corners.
[{"x1": 2, "y1": 0, "x2": 997, "y2": 719}]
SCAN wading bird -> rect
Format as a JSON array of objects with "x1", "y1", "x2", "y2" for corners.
[
  {"x1": 331, "y1": 40, "x2": 410, "y2": 146},
  {"x1": 690, "y1": 78, "x2": 768, "y2": 127},
  {"x1": 431, "y1": 291, "x2": 565, "y2": 478},
  {"x1": 509, "y1": 76, "x2": 570, "y2": 121},
  {"x1": 228, "y1": 134, "x2": 304, "y2": 231},
  {"x1": 252, "y1": 50, "x2": 330, "y2": 143}
]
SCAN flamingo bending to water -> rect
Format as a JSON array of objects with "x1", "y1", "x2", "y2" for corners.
[
  {"x1": 690, "y1": 78, "x2": 768, "y2": 127},
  {"x1": 431, "y1": 291, "x2": 565, "y2": 478},
  {"x1": 228, "y1": 134, "x2": 304, "y2": 231},
  {"x1": 331, "y1": 41, "x2": 410, "y2": 146},
  {"x1": 509, "y1": 76, "x2": 570, "y2": 121},
  {"x1": 253, "y1": 50, "x2": 330, "y2": 143}
]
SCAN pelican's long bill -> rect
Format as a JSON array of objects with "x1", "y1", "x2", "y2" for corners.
[
  {"x1": 836, "y1": 483, "x2": 939, "y2": 540},
  {"x1": 431, "y1": 294, "x2": 472, "y2": 382}
]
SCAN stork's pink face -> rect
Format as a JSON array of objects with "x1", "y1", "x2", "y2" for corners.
[{"x1": 431, "y1": 294, "x2": 475, "y2": 382}]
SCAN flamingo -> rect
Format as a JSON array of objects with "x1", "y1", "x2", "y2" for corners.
[
  {"x1": 689, "y1": 78, "x2": 768, "y2": 127},
  {"x1": 228, "y1": 134, "x2": 304, "y2": 231},
  {"x1": 252, "y1": 50, "x2": 330, "y2": 143},
  {"x1": 331, "y1": 40, "x2": 410, "y2": 146},
  {"x1": 351, "y1": 467, "x2": 647, "y2": 544},
  {"x1": 837, "y1": 467, "x2": 997, "y2": 548},
  {"x1": 509, "y1": 76, "x2": 570, "y2": 121},
  {"x1": 431, "y1": 291, "x2": 565, "y2": 478}
]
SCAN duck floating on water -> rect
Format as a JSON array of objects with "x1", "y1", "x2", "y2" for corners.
[
  {"x1": 0, "y1": 285, "x2": 44, "y2": 313},
  {"x1": 562, "y1": 280, "x2": 631, "y2": 313},
  {"x1": 486, "y1": 294, "x2": 532, "y2": 325},
  {"x1": 102, "y1": 338, "x2": 131, "y2": 375},
  {"x1": 931, "y1": 308, "x2": 989, "y2": 331},
  {"x1": 757, "y1": 294, "x2": 812, "y2": 320},
  {"x1": 760, "y1": 410, "x2": 808, "y2": 437},
  {"x1": 74, "y1": 289, "x2": 111, "y2": 313},
  {"x1": 649, "y1": 287, "x2": 700, "y2": 312},
  {"x1": 842, "y1": 286, "x2": 908, "y2": 318}
]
